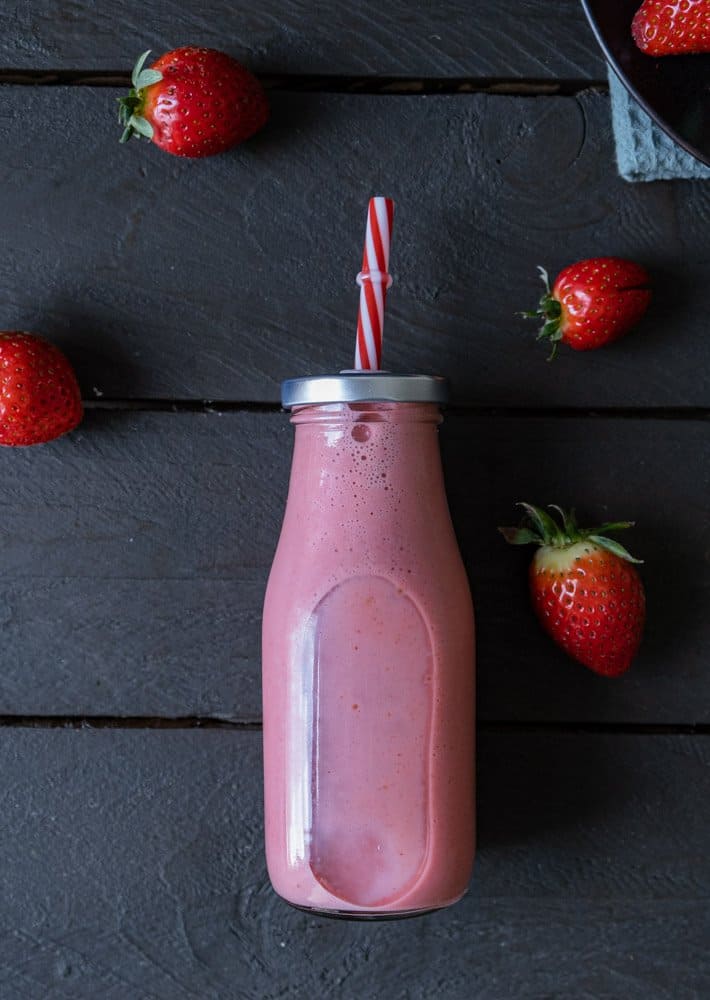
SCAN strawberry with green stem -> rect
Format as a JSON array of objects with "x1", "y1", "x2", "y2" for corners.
[
  {"x1": 118, "y1": 47, "x2": 269, "y2": 157},
  {"x1": 500, "y1": 503, "x2": 646, "y2": 677},
  {"x1": 522, "y1": 257, "x2": 651, "y2": 359}
]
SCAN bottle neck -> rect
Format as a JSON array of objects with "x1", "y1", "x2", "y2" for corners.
[
  {"x1": 287, "y1": 402, "x2": 446, "y2": 517},
  {"x1": 290, "y1": 401, "x2": 442, "y2": 428}
]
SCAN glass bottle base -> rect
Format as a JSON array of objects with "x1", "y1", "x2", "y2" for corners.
[{"x1": 284, "y1": 899, "x2": 448, "y2": 921}]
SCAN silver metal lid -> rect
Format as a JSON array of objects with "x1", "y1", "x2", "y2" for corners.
[{"x1": 281, "y1": 372, "x2": 448, "y2": 408}]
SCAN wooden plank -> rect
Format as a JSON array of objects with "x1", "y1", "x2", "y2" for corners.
[
  {"x1": 3, "y1": 1, "x2": 604, "y2": 78},
  {"x1": 0, "y1": 409, "x2": 282, "y2": 720},
  {"x1": 0, "y1": 87, "x2": 707, "y2": 406},
  {"x1": 0, "y1": 410, "x2": 706, "y2": 723},
  {"x1": 0, "y1": 729, "x2": 708, "y2": 998}
]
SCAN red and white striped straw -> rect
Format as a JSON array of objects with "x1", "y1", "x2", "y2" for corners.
[{"x1": 355, "y1": 197, "x2": 395, "y2": 370}]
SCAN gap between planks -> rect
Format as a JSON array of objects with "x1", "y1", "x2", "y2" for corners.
[
  {"x1": 0, "y1": 716, "x2": 707, "y2": 735},
  {"x1": 0, "y1": 70, "x2": 607, "y2": 96},
  {"x1": 82, "y1": 399, "x2": 710, "y2": 421}
]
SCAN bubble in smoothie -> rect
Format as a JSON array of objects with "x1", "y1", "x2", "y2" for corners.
[{"x1": 351, "y1": 424, "x2": 370, "y2": 443}]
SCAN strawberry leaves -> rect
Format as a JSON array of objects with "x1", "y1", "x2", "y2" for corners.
[
  {"x1": 520, "y1": 265, "x2": 565, "y2": 360},
  {"x1": 497, "y1": 526, "x2": 540, "y2": 546},
  {"x1": 131, "y1": 50, "x2": 162, "y2": 90},
  {"x1": 586, "y1": 534, "x2": 643, "y2": 564},
  {"x1": 118, "y1": 50, "x2": 162, "y2": 144},
  {"x1": 499, "y1": 503, "x2": 643, "y2": 563},
  {"x1": 123, "y1": 115, "x2": 154, "y2": 141}
]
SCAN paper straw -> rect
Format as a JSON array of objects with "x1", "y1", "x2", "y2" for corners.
[{"x1": 355, "y1": 197, "x2": 394, "y2": 370}]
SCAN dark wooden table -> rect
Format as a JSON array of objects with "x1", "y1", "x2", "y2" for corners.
[{"x1": 0, "y1": 3, "x2": 708, "y2": 997}]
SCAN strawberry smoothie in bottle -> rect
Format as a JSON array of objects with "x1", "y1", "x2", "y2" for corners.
[
  {"x1": 262, "y1": 376, "x2": 475, "y2": 917},
  {"x1": 261, "y1": 199, "x2": 475, "y2": 917}
]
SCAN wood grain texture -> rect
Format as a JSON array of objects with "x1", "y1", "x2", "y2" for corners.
[
  {"x1": 0, "y1": 87, "x2": 708, "y2": 406},
  {"x1": 0, "y1": 410, "x2": 706, "y2": 722},
  {"x1": 0, "y1": 729, "x2": 708, "y2": 999},
  {"x1": 3, "y1": 1, "x2": 604, "y2": 78}
]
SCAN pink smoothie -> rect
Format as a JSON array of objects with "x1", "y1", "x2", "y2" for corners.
[{"x1": 262, "y1": 400, "x2": 475, "y2": 915}]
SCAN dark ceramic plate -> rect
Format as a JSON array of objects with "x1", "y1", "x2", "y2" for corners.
[{"x1": 581, "y1": 0, "x2": 710, "y2": 166}]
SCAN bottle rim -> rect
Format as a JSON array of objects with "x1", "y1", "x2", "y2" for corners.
[{"x1": 281, "y1": 372, "x2": 448, "y2": 409}]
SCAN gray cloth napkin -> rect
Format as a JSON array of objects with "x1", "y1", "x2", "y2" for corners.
[{"x1": 608, "y1": 69, "x2": 710, "y2": 182}]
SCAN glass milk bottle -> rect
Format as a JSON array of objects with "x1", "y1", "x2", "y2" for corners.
[{"x1": 262, "y1": 372, "x2": 475, "y2": 917}]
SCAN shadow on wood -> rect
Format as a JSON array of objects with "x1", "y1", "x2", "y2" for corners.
[
  {"x1": 641, "y1": 256, "x2": 705, "y2": 356},
  {"x1": 41, "y1": 303, "x2": 150, "y2": 402},
  {"x1": 638, "y1": 506, "x2": 702, "y2": 684},
  {"x1": 476, "y1": 730, "x2": 621, "y2": 851}
]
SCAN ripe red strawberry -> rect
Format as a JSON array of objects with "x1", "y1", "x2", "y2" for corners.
[
  {"x1": 118, "y1": 48, "x2": 269, "y2": 157},
  {"x1": 500, "y1": 504, "x2": 645, "y2": 677},
  {"x1": 523, "y1": 257, "x2": 651, "y2": 359},
  {"x1": 632, "y1": 0, "x2": 710, "y2": 56},
  {"x1": 0, "y1": 332, "x2": 83, "y2": 446}
]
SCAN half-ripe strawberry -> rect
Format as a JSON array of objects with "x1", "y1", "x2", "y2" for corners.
[
  {"x1": 0, "y1": 332, "x2": 83, "y2": 446},
  {"x1": 522, "y1": 257, "x2": 651, "y2": 358},
  {"x1": 632, "y1": 0, "x2": 710, "y2": 56},
  {"x1": 500, "y1": 504, "x2": 646, "y2": 677},
  {"x1": 118, "y1": 48, "x2": 269, "y2": 157}
]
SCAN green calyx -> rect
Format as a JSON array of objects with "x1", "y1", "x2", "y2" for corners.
[
  {"x1": 519, "y1": 266, "x2": 565, "y2": 361},
  {"x1": 117, "y1": 50, "x2": 162, "y2": 143},
  {"x1": 498, "y1": 503, "x2": 643, "y2": 563}
]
